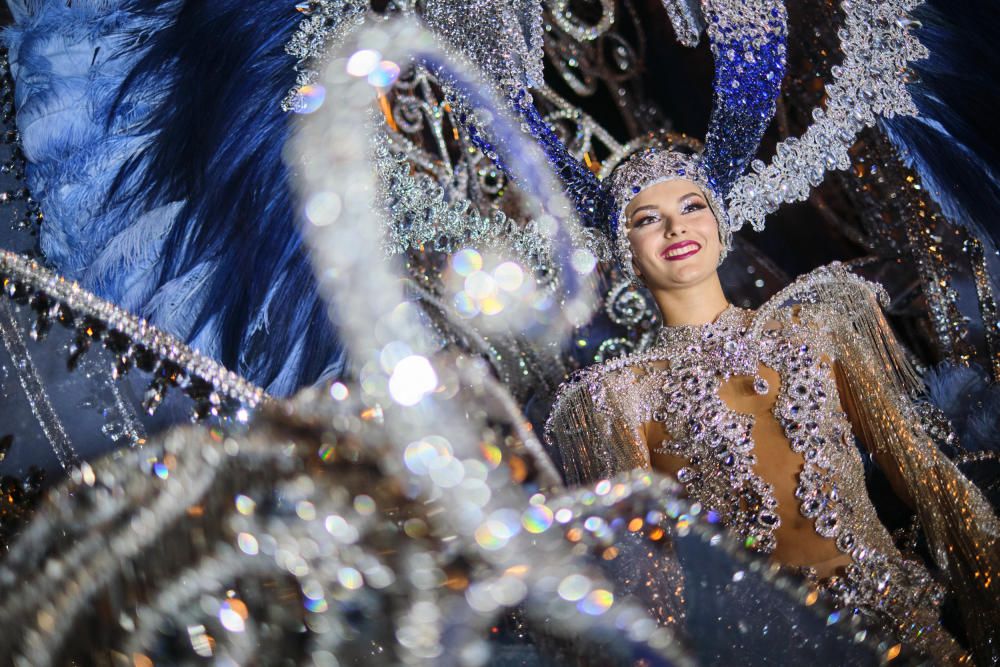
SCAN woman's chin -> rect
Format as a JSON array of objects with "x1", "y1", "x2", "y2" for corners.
[{"x1": 653, "y1": 263, "x2": 713, "y2": 288}]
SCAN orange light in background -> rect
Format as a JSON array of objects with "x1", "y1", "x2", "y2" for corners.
[
  {"x1": 508, "y1": 455, "x2": 527, "y2": 483},
  {"x1": 376, "y1": 91, "x2": 398, "y2": 132}
]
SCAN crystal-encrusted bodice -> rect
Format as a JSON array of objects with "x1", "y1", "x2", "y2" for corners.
[
  {"x1": 621, "y1": 305, "x2": 897, "y2": 564},
  {"x1": 547, "y1": 266, "x2": 1000, "y2": 663},
  {"x1": 547, "y1": 303, "x2": 956, "y2": 658}
]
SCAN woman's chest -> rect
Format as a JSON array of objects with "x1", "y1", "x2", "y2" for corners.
[{"x1": 633, "y1": 329, "x2": 843, "y2": 443}]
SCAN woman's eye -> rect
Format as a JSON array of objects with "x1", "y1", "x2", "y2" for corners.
[
  {"x1": 681, "y1": 202, "x2": 705, "y2": 214},
  {"x1": 634, "y1": 214, "x2": 660, "y2": 227}
]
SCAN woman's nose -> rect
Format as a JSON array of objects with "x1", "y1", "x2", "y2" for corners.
[{"x1": 662, "y1": 216, "x2": 685, "y2": 237}]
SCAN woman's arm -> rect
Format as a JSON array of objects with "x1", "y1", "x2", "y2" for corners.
[{"x1": 833, "y1": 359, "x2": 914, "y2": 509}]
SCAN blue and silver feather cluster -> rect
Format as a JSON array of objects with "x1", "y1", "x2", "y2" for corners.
[{"x1": 3, "y1": 0, "x2": 348, "y2": 396}]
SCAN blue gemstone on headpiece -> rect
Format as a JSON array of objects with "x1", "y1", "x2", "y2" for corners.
[{"x1": 632, "y1": 186, "x2": 640, "y2": 194}]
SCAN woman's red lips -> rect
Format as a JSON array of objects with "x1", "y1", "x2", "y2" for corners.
[{"x1": 660, "y1": 240, "x2": 701, "y2": 261}]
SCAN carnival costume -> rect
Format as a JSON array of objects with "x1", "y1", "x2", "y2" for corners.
[
  {"x1": 530, "y1": 2, "x2": 1000, "y2": 664},
  {"x1": 547, "y1": 259, "x2": 999, "y2": 663},
  {"x1": 0, "y1": 0, "x2": 998, "y2": 665}
]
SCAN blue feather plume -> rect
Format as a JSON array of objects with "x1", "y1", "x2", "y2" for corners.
[
  {"x1": 880, "y1": 0, "x2": 1000, "y2": 248},
  {"x1": 106, "y1": 0, "x2": 347, "y2": 394},
  {"x1": 5, "y1": 0, "x2": 347, "y2": 395}
]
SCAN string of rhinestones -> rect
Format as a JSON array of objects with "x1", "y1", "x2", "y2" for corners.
[
  {"x1": 0, "y1": 251, "x2": 267, "y2": 416},
  {"x1": 0, "y1": 298, "x2": 78, "y2": 470}
]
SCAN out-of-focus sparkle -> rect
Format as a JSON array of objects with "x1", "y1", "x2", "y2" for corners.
[
  {"x1": 237, "y1": 532, "x2": 259, "y2": 555},
  {"x1": 388, "y1": 355, "x2": 437, "y2": 406},
  {"x1": 305, "y1": 191, "x2": 342, "y2": 226},
  {"x1": 479, "y1": 295, "x2": 504, "y2": 315},
  {"x1": 451, "y1": 248, "x2": 483, "y2": 276},
  {"x1": 338, "y1": 567, "x2": 364, "y2": 590},
  {"x1": 570, "y1": 248, "x2": 597, "y2": 274},
  {"x1": 329, "y1": 382, "x2": 349, "y2": 401},
  {"x1": 479, "y1": 442, "x2": 502, "y2": 468},
  {"x1": 294, "y1": 84, "x2": 326, "y2": 114},
  {"x1": 453, "y1": 291, "x2": 479, "y2": 317},
  {"x1": 324, "y1": 514, "x2": 359, "y2": 543},
  {"x1": 354, "y1": 494, "x2": 375, "y2": 515},
  {"x1": 557, "y1": 574, "x2": 590, "y2": 601},
  {"x1": 219, "y1": 601, "x2": 246, "y2": 633},
  {"x1": 345, "y1": 49, "x2": 381, "y2": 77},
  {"x1": 578, "y1": 589, "x2": 614, "y2": 615},
  {"x1": 368, "y1": 60, "x2": 401, "y2": 87},
  {"x1": 235, "y1": 494, "x2": 256, "y2": 515},
  {"x1": 464, "y1": 271, "x2": 496, "y2": 300},
  {"x1": 493, "y1": 262, "x2": 524, "y2": 292},
  {"x1": 521, "y1": 505, "x2": 554, "y2": 533}
]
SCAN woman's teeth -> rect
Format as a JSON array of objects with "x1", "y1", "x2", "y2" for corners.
[{"x1": 665, "y1": 244, "x2": 699, "y2": 257}]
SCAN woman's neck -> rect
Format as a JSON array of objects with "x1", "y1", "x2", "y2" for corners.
[{"x1": 650, "y1": 272, "x2": 730, "y2": 327}]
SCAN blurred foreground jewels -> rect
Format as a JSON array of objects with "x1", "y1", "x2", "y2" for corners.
[
  {"x1": 0, "y1": 386, "x2": 680, "y2": 665},
  {"x1": 0, "y1": 385, "x2": 906, "y2": 666}
]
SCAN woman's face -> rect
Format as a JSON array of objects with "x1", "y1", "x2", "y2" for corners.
[{"x1": 624, "y1": 178, "x2": 722, "y2": 291}]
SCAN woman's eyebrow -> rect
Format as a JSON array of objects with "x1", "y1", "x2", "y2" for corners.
[
  {"x1": 629, "y1": 205, "x2": 658, "y2": 219},
  {"x1": 678, "y1": 191, "x2": 703, "y2": 202}
]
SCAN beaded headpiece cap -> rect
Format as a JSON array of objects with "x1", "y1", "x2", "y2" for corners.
[{"x1": 605, "y1": 148, "x2": 732, "y2": 277}]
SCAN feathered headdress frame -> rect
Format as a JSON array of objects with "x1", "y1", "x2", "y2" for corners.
[
  {"x1": 497, "y1": 0, "x2": 934, "y2": 275},
  {"x1": 281, "y1": 0, "x2": 935, "y2": 274},
  {"x1": 505, "y1": 0, "x2": 788, "y2": 274}
]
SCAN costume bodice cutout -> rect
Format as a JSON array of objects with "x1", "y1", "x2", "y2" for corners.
[{"x1": 618, "y1": 306, "x2": 898, "y2": 570}]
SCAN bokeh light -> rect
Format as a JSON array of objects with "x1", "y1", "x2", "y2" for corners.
[
  {"x1": 388, "y1": 355, "x2": 438, "y2": 406},
  {"x1": 521, "y1": 504, "x2": 554, "y2": 533},
  {"x1": 368, "y1": 60, "x2": 401, "y2": 87},
  {"x1": 294, "y1": 84, "x2": 326, "y2": 114},
  {"x1": 346, "y1": 49, "x2": 381, "y2": 77}
]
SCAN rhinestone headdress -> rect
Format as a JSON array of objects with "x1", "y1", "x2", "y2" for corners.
[
  {"x1": 605, "y1": 149, "x2": 732, "y2": 276},
  {"x1": 280, "y1": 0, "x2": 929, "y2": 274},
  {"x1": 503, "y1": 0, "x2": 787, "y2": 278}
]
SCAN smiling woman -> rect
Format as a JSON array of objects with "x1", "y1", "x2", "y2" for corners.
[
  {"x1": 623, "y1": 178, "x2": 729, "y2": 327},
  {"x1": 544, "y1": 146, "x2": 1000, "y2": 663}
]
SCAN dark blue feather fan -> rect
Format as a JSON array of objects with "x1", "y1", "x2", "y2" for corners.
[
  {"x1": 880, "y1": 0, "x2": 1000, "y2": 248},
  {"x1": 4, "y1": 0, "x2": 346, "y2": 395},
  {"x1": 108, "y1": 0, "x2": 346, "y2": 395}
]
